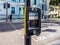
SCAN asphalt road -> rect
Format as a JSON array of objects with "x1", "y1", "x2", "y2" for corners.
[
  {"x1": 0, "y1": 22, "x2": 24, "y2": 45},
  {"x1": 0, "y1": 21, "x2": 60, "y2": 45}
]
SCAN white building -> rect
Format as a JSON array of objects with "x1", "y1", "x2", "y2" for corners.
[
  {"x1": 31, "y1": 0, "x2": 50, "y2": 19},
  {"x1": 0, "y1": 0, "x2": 50, "y2": 19},
  {"x1": 0, "y1": 0, "x2": 25, "y2": 19}
]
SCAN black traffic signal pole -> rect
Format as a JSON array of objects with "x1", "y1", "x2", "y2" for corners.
[
  {"x1": 25, "y1": 0, "x2": 41, "y2": 45},
  {"x1": 25, "y1": 36, "x2": 31, "y2": 45},
  {"x1": 25, "y1": 0, "x2": 31, "y2": 45},
  {"x1": 26, "y1": 0, "x2": 30, "y2": 7}
]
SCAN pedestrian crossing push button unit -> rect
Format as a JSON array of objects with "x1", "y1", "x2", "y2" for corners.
[{"x1": 24, "y1": 7, "x2": 41, "y2": 36}]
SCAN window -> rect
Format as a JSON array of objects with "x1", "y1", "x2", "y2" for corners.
[
  {"x1": 45, "y1": 5, "x2": 47, "y2": 11},
  {"x1": 34, "y1": 0, "x2": 36, "y2": 5},
  {"x1": 19, "y1": 0, "x2": 24, "y2": 2},
  {"x1": 12, "y1": 0, "x2": 16, "y2": 2},
  {"x1": 19, "y1": 0, "x2": 21, "y2": 2},
  {"x1": 42, "y1": 0, "x2": 44, "y2": 2},
  {"x1": 24, "y1": 0, "x2": 25, "y2": 2},
  {"x1": 42, "y1": 4, "x2": 44, "y2": 10},
  {"x1": 19, "y1": 8, "x2": 21, "y2": 14},
  {"x1": 42, "y1": 4, "x2": 47, "y2": 11},
  {"x1": 11, "y1": 7, "x2": 15, "y2": 14}
]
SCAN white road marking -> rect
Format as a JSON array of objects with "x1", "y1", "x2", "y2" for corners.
[{"x1": 9, "y1": 22, "x2": 16, "y2": 30}]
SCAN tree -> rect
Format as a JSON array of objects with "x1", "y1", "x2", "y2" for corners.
[{"x1": 50, "y1": 0, "x2": 60, "y2": 5}]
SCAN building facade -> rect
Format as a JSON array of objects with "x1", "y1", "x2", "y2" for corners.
[
  {"x1": 31, "y1": 0, "x2": 50, "y2": 19},
  {"x1": 0, "y1": 0, "x2": 25, "y2": 19},
  {"x1": 0, "y1": 0, "x2": 50, "y2": 19}
]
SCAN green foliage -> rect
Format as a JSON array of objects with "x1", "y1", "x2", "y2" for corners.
[
  {"x1": 51, "y1": 15, "x2": 54, "y2": 18},
  {"x1": 50, "y1": 0, "x2": 60, "y2": 5},
  {"x1": 58, "y1": 16, "x2": 60, "y2": 18},
  {"x1": 50, "y1": 7, "x2": 54, "y2": 11}
]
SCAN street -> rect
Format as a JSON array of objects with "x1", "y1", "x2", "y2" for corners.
[
  {"x1": 0, "y1": 0, "x2": 60, "y2": 45},
  {"x1": 0, "y1": 21, "x2": 24, "y2": 45},
  {"x1": 0, "y1": 20, "x2": 60, "y2": 45}
]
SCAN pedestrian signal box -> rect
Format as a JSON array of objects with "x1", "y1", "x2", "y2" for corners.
[{"x1": 24, "y1": 7, "x2": 41, "y2": 36}]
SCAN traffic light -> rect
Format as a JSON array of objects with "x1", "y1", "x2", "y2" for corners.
[
  {"x1": 4, "y1": 3, "x2": 10, "y2": 8},
  {"x1": 4, "y1": 3, "x2": 6, "y2": 8},
  {"x1": 8, "y1": 3, "x2": 10, "y2": 8}
]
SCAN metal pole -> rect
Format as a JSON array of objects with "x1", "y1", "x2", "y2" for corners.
[
  {"x1": 26, "y1": 0, "x2": 30, "y2": 7},
  {"x1": 24, "y1": 0, "x2": 31, "y2": 45},
  {"x1": 24, "y1": 7, "x2": 31, "y2": 45},
  {"x1": 6, "y1": 3, "x2": 8, "y2": 22},
  {"x1": 25, "y1": 36, "x2": 31, "y2": 45},
  {"x1": 6, "y1": 7, "x2": 8, "y2": 22}
]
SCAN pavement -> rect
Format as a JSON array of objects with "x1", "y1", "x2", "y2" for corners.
[
  {"x1": 0, "y1": 18, "x2": 60, "y2": 23},
  {"x1": 42, "y1": 18, "x2": 60, "y2": 23},
  {"x1": 0, "y1": 22, "x2": 24, "y2": 45},
  {"x1": 32, "y1": 23, "x2": 60, "y2": 45},
  {"x1": 46, "y1": 39, "x2": 60, "y2": 45},
  {"x1": 0, "y1": 19, "x2": 60, "y2": 45},
  {"x1": 0, "y1": 19, "x2": 24, "y2": 23}
]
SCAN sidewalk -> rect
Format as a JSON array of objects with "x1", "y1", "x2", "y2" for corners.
[
  {"x1": 0, "y1": 19, "x2": 24, "y2": 23},
  {"x1": 0, "y1": 19, "x2": 60, "y2": 45},
  {"x1": 1, "y1": 18, "x2": 60, "y2": 23},
  {"x1": 32, "y1": 23, "x2": 60, "y2": 45},
  {"x1": 46, "y1": 39, "x2": 60, "y2": 45},
  {"x1": 42, "y1": 18, "x2": 60, "y2": 23},
  {"x1": 42, "y1": 18, "x2": 60, "y2": 21}
]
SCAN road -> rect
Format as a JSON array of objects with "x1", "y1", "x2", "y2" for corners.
[
  {"x1": 0, "y1": 20, "x2": 60, "y2": 45},
  {"x1": 0, "y1": 22, "x2": 24, "y2": 45}
]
